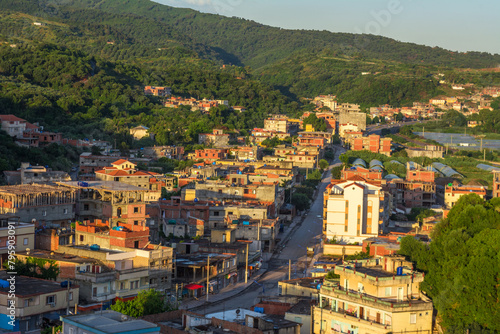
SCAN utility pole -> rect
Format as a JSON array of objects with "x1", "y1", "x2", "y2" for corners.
[
  {"x1": 66, "y1": 280, "x2": 70, "y2": 315},
  {"x1": 175, "y1": 284, "x2": 179, "y2": 308},
  {"x1": 206, "y1": 255, "x2": 210, "y2": 302},
  {"x1": 245, "y1": 243, "x2": 249, "y2": 284},
  {"x1": 288, "y1": 259, "x2": 291, "y2": 280}
]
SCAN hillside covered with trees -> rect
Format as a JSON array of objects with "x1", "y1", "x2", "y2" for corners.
[{"x1": 399, "y1": 194, "x2": 500, "y2": 333}]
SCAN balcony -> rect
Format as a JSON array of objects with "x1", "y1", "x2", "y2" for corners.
[
  {"x1": 75, "y1": 270, "x2": 116, "y2": 283},
  {"x1": 91, "y1": 291, "x2": 117, "y2": 302},
  {"x1": 117, "y1": 267, "x2": 149, "y2": 280},
  {"x1": 321, "y1": 286, "x2": 432, "y2": 312},
  {"x1": 316, "y1": 306, "x2": 389, "y2": 332}
]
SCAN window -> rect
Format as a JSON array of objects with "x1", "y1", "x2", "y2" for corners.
[
  {"x1": 80, "y1": 235, "x2": 84, "y2": 242},
  {"x1": 93, "y1": 287, "x2": 97, "y2": 297},
  {"x1": 24, "y1": 299, "x2": 29, "y2": 307},
  {"x1": 410, "y1": 313, "x2": 417, "y2": 324},
  {"x1": 385, "y1": 287, "x2": 392, "y2": 297},
  {"x1": 84, "y1": 204, "x2": 89, "y2": 211},
  {"x1": 104, "y1": 286, "x2": 107, "y2": 294},
  {"x1": 134, "y1": 207, "x2": 139, "y2": 213},
  {"x1": 69, "y1": 292, "x2": 73, "y2": 301},
  {"x1": 46, "y1": 295, "x2": 55, "y2": 305},
  {"x1": 23, "y1": 238, "x2": 29, "y2": 246},
  {"x1": 42, "y1": 211, "x2": 47, "y2": 216},
  {"x1": 131, "y1": 280, "x2": 139, "y2": 289},
  {"x1": 213, "y1": 211, "x2": 220, "y2": 216},
  {"x1": 69, "y1": 328, "x2": 74, "y2": 334},
  {"x1": 63, "y1": 209, "x2": 68, "y2": 214},
  {"x1": 120, "y1": 282, "x2": 125, "y2": 290},
  {"x1": 134, "y1": 221, "x2": 139, "y2": 225}
]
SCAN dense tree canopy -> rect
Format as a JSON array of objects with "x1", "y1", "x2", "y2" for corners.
[
  {"x1": 111, "y1": 289, "x2": 175, "y2": 317},
  {"x1": 399, "y1": 194, "x2": 500, "y2": 332}
]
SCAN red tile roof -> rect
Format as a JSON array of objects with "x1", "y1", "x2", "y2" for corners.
[
  {"x1": 112, "y1": 159, "x2": 131, "y2": 165},
  {"x1": 0, "y1": 114, "x2": 26, "y2": 122}
]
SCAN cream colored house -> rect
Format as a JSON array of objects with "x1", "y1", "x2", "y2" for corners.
[
  {"x1": 444, "y1": 184, "x2": 487, "y2": 209},
  {"x1": 312, "y1": 256, "x2": 433, "y2": 334},
  {"x1": 130, "y1": 125, "x2": 151, "y2": 140},
  {"x1": 323, "y1": 178, "x2": 388, "y2": 244}
]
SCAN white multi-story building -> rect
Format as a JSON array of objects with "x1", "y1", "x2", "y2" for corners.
[{"x1": 323, "y1": 177, "x2": 388, "y2": 244}]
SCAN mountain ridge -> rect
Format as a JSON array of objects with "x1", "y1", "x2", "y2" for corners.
[{"x1": 1, "y1": 0, "x2": 499, "y2": 70}]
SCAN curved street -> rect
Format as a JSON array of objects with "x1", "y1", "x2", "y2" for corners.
[{"x1": 191, "y1": 145, "x2": 345, "y2": 314}]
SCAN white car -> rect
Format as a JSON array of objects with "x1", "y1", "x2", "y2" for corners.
[{"x1": 316, "y1": 215, "x2": 322, "y2": 218}]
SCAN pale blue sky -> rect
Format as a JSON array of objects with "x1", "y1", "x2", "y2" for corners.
[{"x1": 153, "y1": 0, "x2": 500, "y2": 55}]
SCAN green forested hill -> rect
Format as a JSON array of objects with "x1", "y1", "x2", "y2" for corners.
[
  {"x1": 0, "y1": 0, "x2": 499, "y2": 138},
  {"x1": 1, "y1": 0, "x2": 499, "y2": 69}
]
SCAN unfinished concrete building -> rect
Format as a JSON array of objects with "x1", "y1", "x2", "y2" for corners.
[
  {"x1": 58, "y1": 181, "x2": 148, "y2": 228},
  {"x1": 0, "y1": 184, "x2": 77, "y2": 227}
]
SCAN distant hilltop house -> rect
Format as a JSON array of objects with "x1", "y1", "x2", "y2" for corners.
[
  {"x1": 164, "y1": 96, "x2": 234, "y2": 113},
  {"x1": 130, "y1": 125, "x2": 154, "y2": 140},
  {"x1": 144, "y1": 86, "x2": 171, "y2": 97}
]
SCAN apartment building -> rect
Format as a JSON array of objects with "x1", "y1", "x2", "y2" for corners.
[
  {"x1": 312, "y1": 95, "x2": 338, "y2": 111},
  {"x1": 182, "y1": 176, "x2": 283, "y2": 213},
  {"x1": 56, "y1": 242, "x2": 172, "y2": 300},
  {"x1": 195, "y1": 148, "x2": 228, "y2": 162},
  {"x1": 323, "y1": 177, "x2": 389, "y2": 244},
  {"x1": 144, "y1": 86, "x2": 171, "y2": 97},
  {"x1": 444, "y1": 184, "x2": 487, "y2": 209},
  {"x1": 58, "y1": 181, "x2": 148, "y2": 228},
  {"x1": 175, "y1": 253, "x2": 238, "y2": 296},
  {"x1": 264, "y1": 116, "x2": 292, "y2": 134},
  {"x1": 0, "y1": 184, "x2": 77, "y2": 228},
  {"x1": 3, "y1": 163, "x2": 71, "y2": 185},
  {"x1": 342, "y1": 167, "x2": 383, "y2": 182},
  {"x1": 198, "y1": 128, "x2": 230, "y2": 147},
  {"x1": 228, "y1": 146, "x2": 263, "y2": 161},
  {"x1": 352, "y1": 135, "x2": 392, "y2": 156},
  {"x1": 94, "y1": 159, "x2": 164, "y2": 194},
  {"x1": 338, "y1": 111, "x2": 366, "y2": 131},
  {"x1": 250, "y1": 128, "x2": 291, "y2": 144},
  {"x1": 0, "y1": 273, "x2": 79, "y2": 333},
  {"x1": 312, "y1": 256, "x2": 433, "y2": 334},
  {"x1": 142, "y1": 145, "x2": 184, "y2": 160},
  {"x1": 79, "y1": 152, "x2": 127, "y2": 179},
  {"x1": 0, "y1": 215, "x2": 34, "y2": 267}
]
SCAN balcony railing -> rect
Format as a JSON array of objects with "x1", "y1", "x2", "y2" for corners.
[
  {"x1": 321, "y1": 285, "x2": 428, "y2": 309},
  {"x1": 117, "y1": 267, "x2": 149, "y2": 280},
  {"x1": 75, "y1": 271, "x2": 116, "y2": 283}
]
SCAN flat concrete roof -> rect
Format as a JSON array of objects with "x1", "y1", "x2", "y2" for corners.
[
  {"x1": 0, "y1": 273, "x2": 76, "y2": 297},
  {"x1": 59, "y1": 181, "x2": 147, "y2": 192},
  {"x1": 62, "y1": 311, "x2": 159, "y2": 334},
  {"x1": 17, "y1": 250, "x2": 101, "y2": 265},
  {"x1": 0, "y1": 184, "x2": 73, "y2": 195}
]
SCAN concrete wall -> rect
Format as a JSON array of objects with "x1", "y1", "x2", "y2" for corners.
[
  {"x1": 285, "y1": 312, "x2": 310, "y2": 334},
  {"x1": 339, "y1": 111, "x2": 366, "y2": 130},
  {"x1": 323, "y1": 244, "x2": 363, "y2": 256}
]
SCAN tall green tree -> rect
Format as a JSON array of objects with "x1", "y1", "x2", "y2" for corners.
[
  {"x1": 399, "y1": 194, "x2": 500, "y2": 332},
  {"x1": 111, "y1": 289, "x2": 175, "y2": 317}
]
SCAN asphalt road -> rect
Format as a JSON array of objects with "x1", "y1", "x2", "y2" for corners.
[{"x1": 194, "y1": 146, "x2": 345, "y2": 314}]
